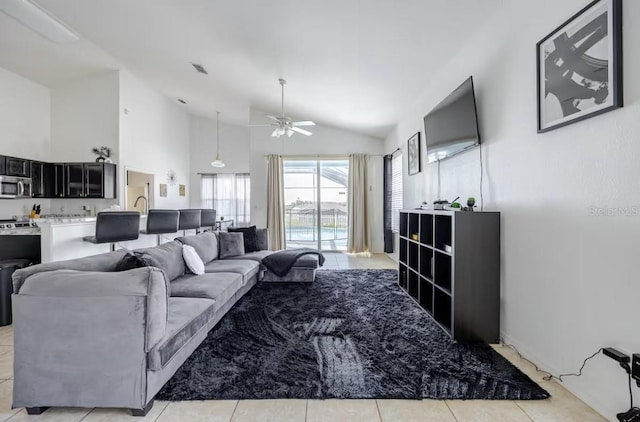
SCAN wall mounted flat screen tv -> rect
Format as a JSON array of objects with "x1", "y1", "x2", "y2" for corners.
[{"x1": 423, "y1": 76, "x2": 481, "y2": 163}]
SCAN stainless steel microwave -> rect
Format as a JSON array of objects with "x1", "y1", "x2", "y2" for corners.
[{"x1": 0, "y1": 176, "x2": 32, "y2": 199}]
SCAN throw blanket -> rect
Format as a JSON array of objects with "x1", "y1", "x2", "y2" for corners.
[{"x1": 262, "y1": 249, "x2": 325, "y2": 277}]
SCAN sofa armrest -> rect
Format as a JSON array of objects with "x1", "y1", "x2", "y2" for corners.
[
  {"x1": 16, "y1": 266, "x2": 169, "y2": 352},
  {"x1": 12, "y1": 267, "x2": 168, "y2": 410},
  {"x1": 12, "y1": 249, "x2": 129, "y2": 293}
]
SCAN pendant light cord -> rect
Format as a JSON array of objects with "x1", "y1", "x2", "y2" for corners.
[{"x1": 216, "y1": 111, "x2": 220, "y2": 159}]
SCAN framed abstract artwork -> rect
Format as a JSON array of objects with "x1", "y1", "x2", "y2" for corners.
[
  {"x1": 537, "y1": 0, "x2": 622, "y2": 133},
  {"x1": 407, "y1": 132, "x2": 421, "y2": 175},
  {"x1": 159, "y1": 183, "x2": 168, "y2": 197}
]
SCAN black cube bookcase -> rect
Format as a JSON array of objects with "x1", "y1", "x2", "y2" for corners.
[{"x1": 398, "y1": 209, "x2": 500, "y2": 343}]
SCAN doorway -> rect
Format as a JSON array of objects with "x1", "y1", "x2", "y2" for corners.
[
  {"x1": 283, "y1": 159, "x2": 349, "y2": 251},
  {"x1": 126, "y1": 170, "x2": 154, "y2": 214}
]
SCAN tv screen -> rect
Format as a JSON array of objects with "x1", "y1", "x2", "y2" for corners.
[{"x1": 423, "y1": 76, "x2": 481, "y2": 163}]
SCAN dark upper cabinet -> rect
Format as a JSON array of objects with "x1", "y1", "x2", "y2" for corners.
[
  {"x1": 31, "y1": 161, "x2": 45, "y2": 198},
  {"x1": 51, "y1": 163, "x2": 65, "y2": 198},
  {"x1": 64, "y1": 162, "x2": 116, "y2": 199},
  {"x1": 0, "y1": 153, "x2": 116, "y2": 198},
  {"x1": 85, "y1": 163, "x2": 116, "y2": 198},
  {"x1": 65, "y1": 164, "x2": 85, "y2": 198},
  {"x1": 4, "y1": 156, "x2": 30, "y2": 177}
]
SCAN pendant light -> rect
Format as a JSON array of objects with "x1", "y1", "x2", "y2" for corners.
[{"x1": 211, "y1": 111, "x2": 225, "y2": 168}]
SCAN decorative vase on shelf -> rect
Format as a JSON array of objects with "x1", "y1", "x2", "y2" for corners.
[
  {"x1": 104, "y1": 158, "x2": 113, "y2": 163},
  {"x1": 220, "y1": 216, "x2": 225, "y2": 221},
  {"x1": 95, "y1": 157, "x2": 105, "y2": 163}
]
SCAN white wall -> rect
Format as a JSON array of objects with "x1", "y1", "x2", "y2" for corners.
[
  {"x1": 384, "y1": 1, "x2": 640, "y2": 419},
  {"x1": 0, "y1": 67, "x2": 51, "y2": 217},
  {"x1": 250, "y1": 110, "x2": 386, "y2": 252},
  {"x1": 48, "y1": 71, "x2": 121, "y2": 215},
  {"x1": 189, "y1": 115, "x2": 251, "y2": 208},
  {"x1": 119, "y1": 71, "x2": 190, "y2": 210},
  {"x1": 50, "y1": 71, "x2": 120, "y2": 163}
]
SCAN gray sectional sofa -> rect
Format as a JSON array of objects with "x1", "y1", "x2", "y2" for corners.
[{"x1": 11, "y1": 229, "x2": 317, "y2": 416}]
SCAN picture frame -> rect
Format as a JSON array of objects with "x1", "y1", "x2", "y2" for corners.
[
  {"x1": 407, "y1": 132, "x2": 421, "y2": 176},
  {"x1": 179, "y1": 184, "x2": 186, "y2": 197},
  {"x1": 159, "y1": 183, "x2": 168, "y2": 197},
  {"x1": 536, "y1": 0, "x2": 623, "y2": 133}
]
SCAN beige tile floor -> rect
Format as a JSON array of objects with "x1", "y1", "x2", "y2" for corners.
[{"x1": 0, "y1": 253, "x2": 606, "y2": 421}]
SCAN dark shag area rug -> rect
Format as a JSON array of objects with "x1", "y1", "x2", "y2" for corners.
[{"x1": 157, "y1": 269, "x2": 549, "y2": 401}]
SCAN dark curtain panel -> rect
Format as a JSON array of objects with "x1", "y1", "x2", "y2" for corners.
[{"x1": 383, "y1": 154, "x2": 393, "y2": 253}]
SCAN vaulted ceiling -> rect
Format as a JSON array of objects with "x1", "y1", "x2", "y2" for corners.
[{"x1": 1, "y1": 0, "x2": 500, "y2": 137}]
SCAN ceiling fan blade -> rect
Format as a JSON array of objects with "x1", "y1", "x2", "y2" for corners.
[
  {"x1": 248, "y1": 124, "x2": 275, "y2": 127},
  {"x1": 287, "y1": 129, "x2": 294, "y2": 138},
  {"x1": 271, "y1": 127, "x2": 281, "y2": 137},
  {"x1": 265, "y1": 114, "x2": 280, "y2": 122},
  {"x1": 292, "y1": 121, "x2": 316, "y2": 127},
  {"x1": 290, "y1": 126, "x2": 312, "y2": 136}
]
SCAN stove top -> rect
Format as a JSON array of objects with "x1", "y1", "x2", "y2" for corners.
[{"x1": 0, "y1": 220, "x2": 38, "y2": 230}]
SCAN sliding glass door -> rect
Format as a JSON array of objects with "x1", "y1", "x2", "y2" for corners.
[{"x1": 283, "y1": 159, "x2": 349, "y2": 251}]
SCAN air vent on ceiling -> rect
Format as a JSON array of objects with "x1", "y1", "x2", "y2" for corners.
[
  {"x1": 191, "y1": 63, "x2": 208, "y2": 75},
  {"x1": 177, "y1": 99, "x2": 187, "y2": 105}
]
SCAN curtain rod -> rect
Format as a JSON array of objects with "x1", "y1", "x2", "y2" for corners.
[{"x1": 263, "y1": 154, "x2": 351, "y2": 159}]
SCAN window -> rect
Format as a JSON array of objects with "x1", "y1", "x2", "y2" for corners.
[
  {"x1": 201, "y1": 173, "x2": 250, "y2": 225},
  {"x1": 391, "y1": 154, "x2": 403, "y2": 232}
]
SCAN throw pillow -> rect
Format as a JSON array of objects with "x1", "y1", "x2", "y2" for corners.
[
  {"x1": 176, "y1": 231, "x2": 218, "y2": 263},
  {"x1": 218, "y1": 232, "x2": 245, "y2": 258},
  {"x1": 115, "y1": 252, "x2": 152, "y2": 272},
  {"x1": 228, "y1": 226, "x2": 260, "y2": 253},
  {"x1": 182, "y1": 245, "x2": 205, "y2": 275}
]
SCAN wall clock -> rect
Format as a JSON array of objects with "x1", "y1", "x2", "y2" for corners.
[{"x1": 167, "y1": 170, "x2": 177, "y2": 186}]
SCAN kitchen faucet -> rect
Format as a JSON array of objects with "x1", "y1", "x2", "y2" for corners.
[{"x1": 133, "y1": 196, "x2": 148, "y2": 215}]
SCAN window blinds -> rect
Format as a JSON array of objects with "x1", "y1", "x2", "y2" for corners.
[{"x1": 391, "y1": 154, "x2": 403, "y2": 232}]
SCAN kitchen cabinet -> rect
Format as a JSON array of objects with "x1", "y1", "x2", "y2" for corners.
[
  {"x1": 85, "y1": 163, "x2": 116, "y2": 198},
  {"x1": 65, "y1": 164, "x2": 85, "y2": 198},
  {"x1": 50, "y1": 164, "x2": 65, "y2": 198},
  {"x1": 1, "y1": 156, "x2": 30, "y2": 177},
  {"x1": 0, "y1": 152, "x2": 116, "y2": 199},
  {"x1": 64, "y1": 163, "x2": 116, "y2": 199},
  {"x1": 31, "y1": 162, "x2": 45, "y2": 198}
]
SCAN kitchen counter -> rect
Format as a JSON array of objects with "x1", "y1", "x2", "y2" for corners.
[{"x1": 38, "y1": 215, "x2": 184, "y2": 263}]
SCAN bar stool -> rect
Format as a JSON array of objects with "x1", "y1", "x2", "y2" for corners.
[
  {"x1": 178, "y1": 209, "x2": 201, "y2": 236},
  {"x1": 199, "y1": 209, "x2": 217, "y2": 233},
  {"x1": 140, "y1": 209, "x2": 179, "y2": 245},
  {"x1": 83, "y1": 211, "x2": 140, "y2": 252}
]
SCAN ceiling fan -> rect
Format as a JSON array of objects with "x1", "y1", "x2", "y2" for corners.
[{"x1": 252, "y1": 79, "x2": 315, "y2": 138}]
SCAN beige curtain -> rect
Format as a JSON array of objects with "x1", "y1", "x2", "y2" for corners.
[
  {"x1": 347, "y1": 154, "x2": 369, "y2": 253},
  {"x1": 266, "y1": 154, "x2": 285, "y2": 250}
]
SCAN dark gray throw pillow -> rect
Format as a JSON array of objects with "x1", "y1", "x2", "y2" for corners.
[
  {"x1": 218, "y1": 232, "x2": 245, "y2": 258},
  {"x1": 228, "y1": 226, "x2": 260, "y2": 252},
  {"x1": 115, "y1": 252, "x2": 152, "y2": 272}
]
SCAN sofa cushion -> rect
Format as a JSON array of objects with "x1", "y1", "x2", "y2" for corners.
[
  {"x1": 218, "y1": 232, "x2": 245, "y2": 259},
  {"x1": 176, "y1": 232, "x2": 218, "y2": 263},
  {"x1": 225, "y1": 250, "x2": 273, "y2": 263},
  {"x1": 228, "y1": 226, "x2": 260, "y2": 252},
  {"x1": 135, "y1": 241, "x2": 185, "y2": 282},
  {"x1": 170, "y1": 273, "x2": 242, "y2": 311},
  {"x1": 204, "y1": 259, "x2": 259, "y2": 285},
  {"x1": 148, "y1": 297, "x2": 215, "y2": 370}
]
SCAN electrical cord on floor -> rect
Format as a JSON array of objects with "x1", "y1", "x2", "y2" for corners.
[{"x1": 500, "y1": 339, "x2": 602, "y2": 382}]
